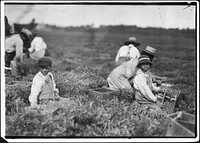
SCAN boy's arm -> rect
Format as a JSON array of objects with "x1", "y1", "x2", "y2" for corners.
[
  {"x1": 152, "y1": 74, "x2": 167, "y2": 86},
  {"x1": 134, "y1": 74, "x2": 157, "y2": 102},
  {"x1": 49, "y1": 73, "x2": 59, "y2": 95},
  {"x1": 152, "y1": 74, "x2": 167, "y2": 82},
  {"x1": 115, "y1": 48, "x2": 121, "y2": 62}
]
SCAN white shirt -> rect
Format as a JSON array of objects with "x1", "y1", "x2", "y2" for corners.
[
  {"x1": 5, "y1": 34, "x2": 23, "y2": 62},
  {"x1": 29, "y1": 71, "x2": 58, "y2": 106},
  {"x1": 115, "y1": 44, "x2": 140, "y2": 63},
  {"x1": 28, "y1": 37, "x2": 47, "y2": 53},
  {"x1": 133, "y1": 69, "x2": 160, "y2": 102},
  {"x1": 107, "y1": 58, "x2": 138, "y2": 91}
]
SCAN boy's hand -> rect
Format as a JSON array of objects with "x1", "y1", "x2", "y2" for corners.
[
  {"x1": 155, "y1": 80, "x2": 162, "y2": 86},
  {"x1": 54, "y1": 91, "x2": 60, "y2": 101},
  {"x1": 158, "y1": 86, "x2": 167, "y2": 93}
]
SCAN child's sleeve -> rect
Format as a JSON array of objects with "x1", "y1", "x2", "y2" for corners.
[
  {"x1": 134, "y1": 74, "x2": 157, "y2": 102},
  {"x1": 150, "y1": 73, "x2": 160, "y2": 92},
  {"x1": 29, "y1": 76, "x2": 43, "y2": 106}
]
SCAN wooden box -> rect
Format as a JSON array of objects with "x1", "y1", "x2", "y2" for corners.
[
  {"x1": 88, "y1": 88, "x2": 118, "y2": 100},
  {"x1": 164, "y1": 111, "x2": 195, "y2": 137}
]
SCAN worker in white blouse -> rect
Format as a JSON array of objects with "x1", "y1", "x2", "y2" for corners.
[
  {"x1": 133, "y1": 55, "x2": 164, "y2": 111},
  {"x1": 107, "y1": 58, "x2": 138, "y2": 91},
  {"x1": 115, "y1": 37, "x2": 141, "y2": 67},
  {"x1": 5, "y1": 33, "x2": 24, "y2": 76},
  {"x1": 29, "y1": 57, "x2": 59, "y2": 108},
  {"x1": 28, "y1": 36, "x2": 47, "y2": 61}
]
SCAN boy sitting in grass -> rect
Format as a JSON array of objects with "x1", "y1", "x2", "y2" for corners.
[
  {"x1": 133, "y1": 55, "x2": 164, "y2": 112},
  {"x1": 29, "y1": 57, "x2": 60, "y2": 108}
]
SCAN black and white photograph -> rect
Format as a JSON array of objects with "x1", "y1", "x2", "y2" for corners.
[{"x1": 1, "y1": 0, "x2": 198, "y2": 142}]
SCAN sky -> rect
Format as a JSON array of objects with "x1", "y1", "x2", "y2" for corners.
[{"x1": 4, "y1": 2, "x2": 196, "y2": 29}]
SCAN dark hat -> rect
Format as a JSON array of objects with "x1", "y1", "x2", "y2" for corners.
[
  {"x1": 141, "y1": 46, "x2": 157, "y2": 56},
  {"x1": 124, "y1": 37, "x2": 140, "y2": 47},
  {"x1": 38, "y1": 57, "x2": 52, "y2": 67},
  {"x1": 137, "y1": 55, "x2": 152, "y2": 67},
  {"x1": 21, "y1": 28, "x2": 33, "y2": 40}
]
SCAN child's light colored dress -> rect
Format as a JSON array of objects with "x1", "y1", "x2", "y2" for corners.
[{"x1": 133, "y1": 69, "x2": 161, "y2": 111}]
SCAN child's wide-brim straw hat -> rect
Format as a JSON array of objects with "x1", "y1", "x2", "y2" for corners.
[
  {"x1": 141, "y1": 46, "x2": 157, "y2": 57},
  {"x1": 137, "y1": 55, "x2": 152, "y2": 67}
]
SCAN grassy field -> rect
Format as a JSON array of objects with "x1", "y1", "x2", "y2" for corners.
[{"x1": 5, "y1": 25, "x2": 196, "y2": 137}]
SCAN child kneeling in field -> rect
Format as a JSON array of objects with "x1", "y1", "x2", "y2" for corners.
[
  {"x1": 29, "y1": 57, "x2": 60, "y2": 108},
  {"x1": 133, "y1": 55, "x2": 164, "y2": 112}
]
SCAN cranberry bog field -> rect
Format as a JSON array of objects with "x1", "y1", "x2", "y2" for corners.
[{"x1": 5, "y1": 25, "x2": 196, "y2": 137}]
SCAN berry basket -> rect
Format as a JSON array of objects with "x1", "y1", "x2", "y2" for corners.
[{"x1": 88, "y1": 87, "x2": 118, "y2": 100}]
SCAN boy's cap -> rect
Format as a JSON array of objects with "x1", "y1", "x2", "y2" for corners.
[
  {"x1": 137, "y1": 55, "x2": 152, "y2": 66},
  {"x1": 38, "y1": 57, "x2": 52, "y2": 67},
  {"x1": 124, "y1": 37, "x2": 140, "y2": 47},
  {"x1": 141, "y1": 46, "x2": 157, "y2": 56}
]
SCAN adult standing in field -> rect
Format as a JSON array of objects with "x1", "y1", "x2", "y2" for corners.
[
  {"x1": 115, "y1": 37, "x2": 141, "y2": 67},
  {"x1": 140, "y1": 46, "x2": 167, "y2": 86}
]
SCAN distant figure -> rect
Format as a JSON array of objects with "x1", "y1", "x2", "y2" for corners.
[
  {"x1": 5, "y1": 17, "x2": 32, "y2": 75},
  {"x1": 5, "y1": 16, "x2": 14, "y2": 37},
  {"x1": 133, "y1": 55, "x2": 163, "y2": 112},
  {"x1": 5, "y1": 33, "x2": 24, "y2": 76},
  {"x1": 115, "y1": 37, "x2": 141, "y2": 67},
  {"x1": 20, "y1": 28, "x2": 34, "y2": 53},
  {"x1": 140, "y1": 46, "x2": 157, "y2": 62},
  {"x1": 107, "y1": 58, "x2": 138, "y2": 91},
  {"x1": 140, "y1": 46, "x2": 167, "y2": 85},
  {"x1": 29, "y1": 57, "x2": 59, "y2": 108},
  {"x1": 28, "y1": 36, "x2": 47, "y2": 61}
]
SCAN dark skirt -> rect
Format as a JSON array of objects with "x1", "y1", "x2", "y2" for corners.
[{"x1": 5, "y1": 51, "x2": 16, "y2": 67}]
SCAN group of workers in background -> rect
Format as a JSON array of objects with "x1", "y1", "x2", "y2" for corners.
[
  {"x1": 5, "y1": 16, "x2": 47, "y2": 76},
  {"x1": 107, "y1": 37, "x2": 167, "y2": 112}
]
